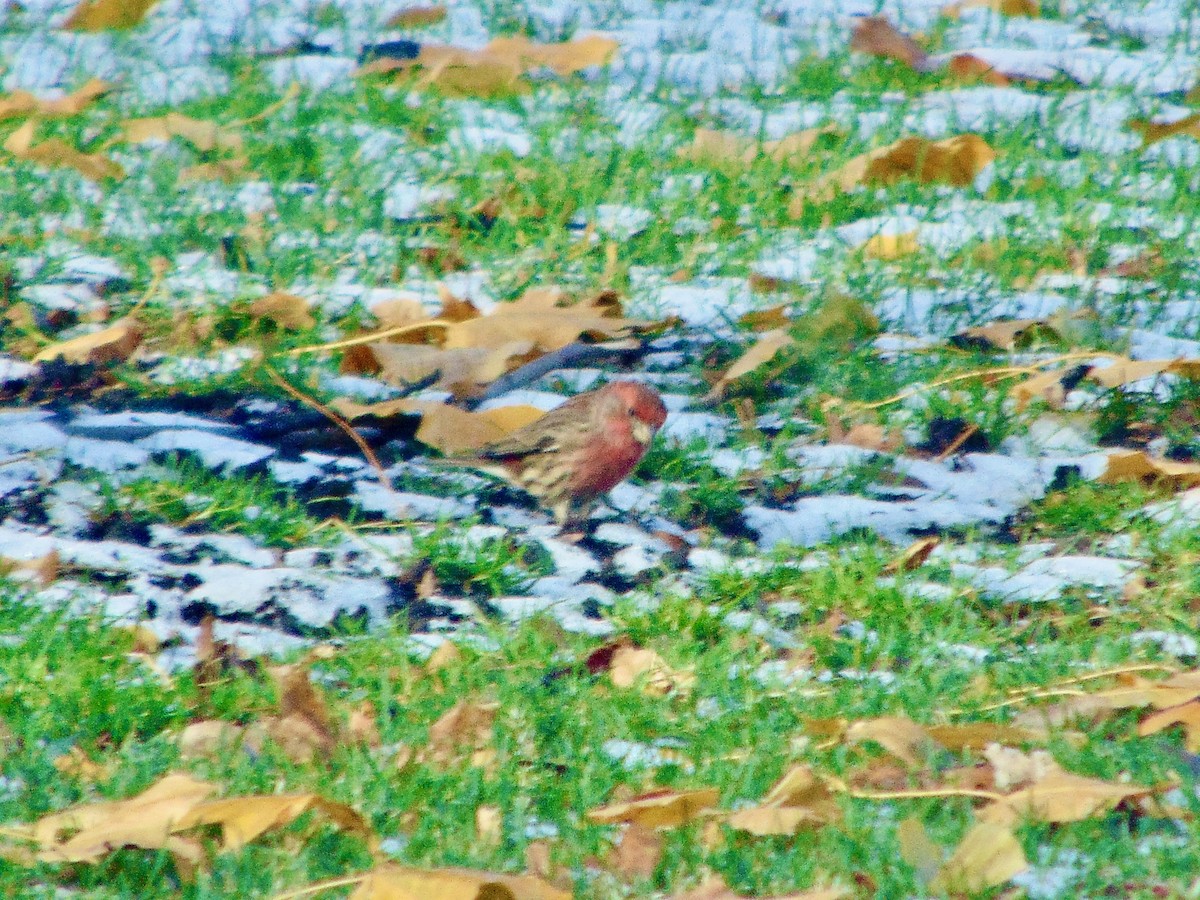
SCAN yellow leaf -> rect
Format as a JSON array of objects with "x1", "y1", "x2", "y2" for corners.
[
  {"x1": 726, "y1": 806, "x2": 830, "y2": 835},
  {"x1": 63, "y1": 0, "x2": 158, "y2": 30},
  {"x1": 860, "y1": 230, "x2": 919, "y2": 260},
  {"x1": 120, "y1": 112, "x2": 243, "y2": 152},
  {"x1": 586, "y1": 788, "x2": 720, "y2": 828},
  {"x1": 0, "y1": 78, "x2": 112, "y2": 121},
  {"x1": 345, "y1": 863, "x2": 570, "y2": 900},
  {"x1": 929, "y1": 823, "x2": 1027, "y2": 894},
  {"x1": 32, "y1": 318, "x2": 142, "y2": 364},
  {"x1": 943, "y1": 0, "x2": 1039, "y2": 17}
]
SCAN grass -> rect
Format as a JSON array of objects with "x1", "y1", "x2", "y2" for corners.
[{"x1": 4, "y1": 0, "x2": 1200, "y2": 896}]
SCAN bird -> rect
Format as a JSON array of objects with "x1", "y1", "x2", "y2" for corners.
[{"x1": 443, "y1": 381, "x2": 667, "y2": 525}]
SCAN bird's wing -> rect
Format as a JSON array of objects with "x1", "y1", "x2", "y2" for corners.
[{"x1": 474, "y1": 396, "x2": 587, "y2": 459}]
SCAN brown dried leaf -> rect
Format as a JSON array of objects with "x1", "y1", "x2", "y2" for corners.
[
  {"x1": 120, "y1": 112, "x2": 243, "y2": 152},
  {"x1": 348, "y1": 701, "x2": 382, "y2": 748},
  {"x1": 1099, "y1": 450, "x2": 1200, "y2": 490},
  {"x1": 677, "y1": 126, "x2": 833, "y2": 167},
  {"x1": 16, "y1": 772, "x2": 216, "y2": 864},
  {"x1": 609, "y1": 645, "x2": 694, "y2": 696},
  {"x1": 425, "y1": 700, "x2": 498, "y2": 767},
  {"x1": 944, "y1": 0, "x2": 1039, "y2": 16},
  {"x1": 586, "y1": 787, "x2": 720, "y2": 828},
  {"x1": 249, "y1": 291, "x2": 315, "y2": 330},
  {"x1": 4, "y1": 120, "x2": 124, "y2": 180},
  {"x1": 177, "y1": 720, "x2": 246, "y2": 760},
  {"x1": 0, "y1": 78, "x2": 112, "y2": 121},
  {"x1": 63, "y1": 0, "x2": 158, "y2": 30},
  {"x1": 793, "y1": 134, "x2": 994, "y2": 209},
  {"x1": 672, "y1": 875, "x2": 849, "y2": 900},
  {"x1": 710, "y1": 329, "x2": 796, "y2": 396},
  {"x1": 928, "y1": 822, "x2": 1027, "y2": 894},
  {"x1": 178, "y1": 157, "x2": 252, "y2": 183},
  {"x1": 882, "y1": 537, "x2": 939, "y2": 574},
  {"x1": 980, "y1": 769, "x2": 1154, "y2": 826},
  {"x1": 924, "y1": 722, "x2": 1046, "y2": 752},
  {"x1": 32, "y1": 318, "x2": 142, "y2": 364},
  {"x1": 946, "y1": 53, "x2": 1011, "y2": 85},
  {"x1": 1128, "y1": 112, "x2": 1200, "y2": 147},
  {"x1": 52, "y1": 747, "x2": 111, "y2": 783},
  {"x1": 954, "y1": 318, "x2": 1053, "y2": 350},
  {"x1": 386, "y1": 4, "x2": 447, "y2": 27},
  {"x1": 1138, "y1": 699, "x2": 1200, "y2": 752},
  {"x1": 425, "y1": 640, "x2": 462, "y2": 673},
  {"x1": 346, "y1": 863, "x2": 571, "y2": 900},
  {"x1": 727, "y1": 805, "x2": 831, "y2": 835},
  {"x1": 475, "y1": 805, "x2": 502, "y2": 847},
  {"x1": 850, "y1": 16, "x2": 930, "y2": 70},
  {"x1": 844, "y1": 716, "x2": 936, "y2": 768},
  {"x1": 607, "y1": 822, "x2": 663, "y2": 880},
  {"x1": 175, "y1": 792, "x2": 373, "y2": 852}
]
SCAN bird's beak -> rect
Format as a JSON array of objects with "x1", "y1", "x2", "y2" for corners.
[{"x1": 631, "y1": 419, "x2": 654, "y2": 446}]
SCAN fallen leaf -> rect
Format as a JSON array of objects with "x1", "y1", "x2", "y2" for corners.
[
  {"x1": 587, "y1": 788, "x2": 720, "y2": 828},
  {"x1": 259, "y1": 663, "x2": 338, "y2": 764},
  {"x1": 896, "y1": 817, "x2": 942, "y2": 883},
  {"x1": 348, "y1": 701, "x2": 382, "y2": 748},
  {"x1": 882, "y1": 537, "x2": 940, "y2": 574},
  {"x1": 475, "y1": 805, "x2": 502, "y2": 847},
  {"x1": 793, "y1": 134, "x2": 994, "y2": 210},
  {"x1": 943, "y1": 0, "x2": 1039, "y2": 16},
  {"x1": 860, "y1": 230, "x2": 919, "y2": 260},
  {"x1": 386, "y1": 5, "x2": 447, "y2": 27},
  {"x1": 32, "y1": 318, "x2": 142, "y2": 364},
  {"x1": 249, "y1": 291, "x2": 315, "y2": 331},
  {"x1": 0, "y1": 78, "x2": 112, "y2": 121},
  {"x1": 425, "y1": 699, "x2": 498, "y2": 767},
  {"x1": 1099, "y1": 450, "x2": 1200, "y2": 491},
  {"x1": 850, "y1": 16, "x2": 931, "y2": 71},
  {"x1": 845, "y1": 716, "x2": 936, "y2": 768},
  {"x1": 425, "y1": 640, "x2": 462, "y2": 672},
  {"x1": 4, "y1": 120, "x2": 124, "y2": 181},
  {"x1": 953, "y1": 318, "x2": 1054, "y2": 350},
  {"x1": 727, "y1": 805, "x2": 831, "y2": 835},
  {"x1": 946, "y1": 53, "x2": 1010, "y2": 85},
  {"x1": 609, "y1": 645, "x2": 694, "y2": 696},
  {"x1": 672, "y1": 875, "x2": 849, "y2": 900},
  {"x1": 345, "y1": 863, "x2": 570, "y2": 900},
  {"x1": 177, "y1": 720, "x2": 246, "y2": 759},
  {"x1": 607, "y1": 822, "x2": 663, "y2": 879},
  {"x1": 175, "y1": 792, "x2": 373, "y2": 851},
  {"x1": 677, "y1": 126, "x2": 834, "y2": 167},
  {"x1": 924, "y1": 722, "x2": 1046, "y2": 752},
  {"x1": 980, "y1": 768, "x2": 1154, "y2": 826},
  {"x1": 120, "y1": 112, "x2": 243, "y2": 152},
  {"x1": 1128, "y1": 113, "x2": 1200, "y2": 147},
  {"x1": 1138, "y1": 699, "x2": 1200, "y2": 752},
  {"x1": 52, "y1": 747, "x2": 111, "y2": 783},
  {"x1": 63, "y1": 0, "x2": 158, "y2": 30},
  {"x1": 710, "y1": 329, "x2": 796, "y2": 396},
  {"x1": 929, "y1": 822, "x2": 1027, "y2": 894},
  {"x1": 13, "y1": 772, "x2": 216, "y2": 866}
]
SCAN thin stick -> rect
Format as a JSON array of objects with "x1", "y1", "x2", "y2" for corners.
[
  {"x1": 933, "y1": 423, "x2": 979, "y2": 462},
  {"x1": 285, "y1": 320, "x2": 451, "y2": 356},
  {"x1": 849, "y1": 350, "x2": 1121, "y2": 412},
  {"x1": 847, "y1": 787, "x2": 1005, "y2": 802},
  {"x1": 268, "y1": 874, "x2": 366, "y2": 900},
  {"x1": 261, "y1": 364, "x2": 395, "y2": 495}
]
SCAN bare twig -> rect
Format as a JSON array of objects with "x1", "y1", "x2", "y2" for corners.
[
  {"x1": 466, "y1": 340, "x2": 646, "y2": 408},
  {"x1": 260, "y1": 364, "x2": 395, "y2": 495}
]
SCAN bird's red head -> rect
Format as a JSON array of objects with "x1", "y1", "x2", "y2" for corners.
[{"x1": 608, "y1": 381, "x2": 668, "y2": 430}]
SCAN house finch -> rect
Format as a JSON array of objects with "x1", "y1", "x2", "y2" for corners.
[{"x1": 446, "y1": 381, "x2": 667, "y2": 524}]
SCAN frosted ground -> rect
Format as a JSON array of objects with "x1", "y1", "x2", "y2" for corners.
[{"x1": 4, "y1": 0, "x2": 1200, "y2": 895}]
